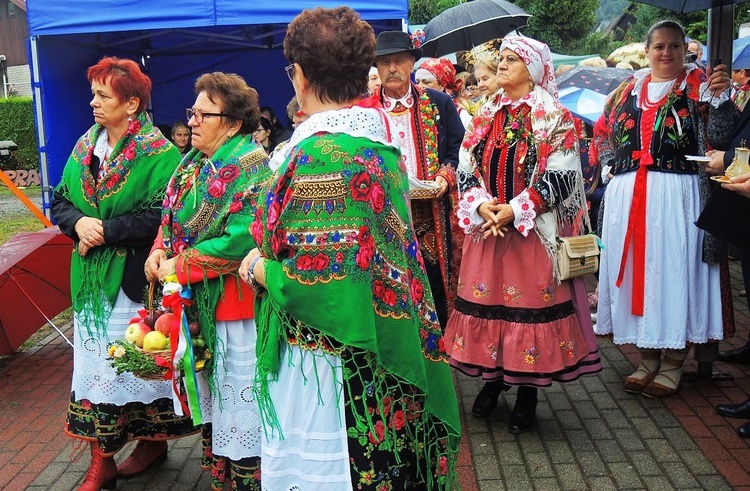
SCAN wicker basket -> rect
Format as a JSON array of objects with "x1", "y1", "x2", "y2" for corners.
[{"x1": 409, "y1": 180, "x2": 442, "y2": 200}]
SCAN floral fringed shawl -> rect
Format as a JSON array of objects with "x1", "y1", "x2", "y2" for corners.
[
  {"x1": 161, "y1": 134, "x2": 272, "y2": 382},
  {"x1": 456, "y1": 85, "x2": 590, "y2": 280},
  {"x1": 252, "y1": 107, "x2": 461, "y2": 489},
  {"x1": 57, "y1": 112, "x2": 180, "y2": 335}
]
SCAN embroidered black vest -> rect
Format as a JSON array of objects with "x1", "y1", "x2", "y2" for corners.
[{"x1": 610, "y1": 93, "x2": 700, "y2": 175}]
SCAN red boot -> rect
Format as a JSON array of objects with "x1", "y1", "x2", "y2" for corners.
[
  {"x1": 117, "y1": 440, "x2": 168, "y2": 477},
  {"x1": 78, "y1": 442, "x2": 117, "y2": 491}
]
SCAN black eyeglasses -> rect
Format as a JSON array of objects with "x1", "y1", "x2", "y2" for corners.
[
  {"x1": 185, "y1": 108, "x2": 229, "y2": 123},
  {"x1": 285, "y1": 63, "x2": 295, "y2": 82}
]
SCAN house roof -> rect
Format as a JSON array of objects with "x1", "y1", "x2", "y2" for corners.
[{"x1": 9, "y1": 0, "x2": 26, "y2": 11}]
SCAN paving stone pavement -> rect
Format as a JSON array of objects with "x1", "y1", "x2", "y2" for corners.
[{"x1": 4, "y1": 260, "x2": 750, "y2": 489}]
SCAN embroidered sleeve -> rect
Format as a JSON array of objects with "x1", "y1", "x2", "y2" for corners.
[
  {"x1": 457, "y1": 186, "x2": 492, "y2": 234},
  {"x1": 530, "y1": 169, "x2": 581, "y2": 210},
  {"x1": 509, "y1": 189, "x2": 536, "y2": 236},
  {"x1": 436, "y1": 163, "x2": 457, "y2": 190}
]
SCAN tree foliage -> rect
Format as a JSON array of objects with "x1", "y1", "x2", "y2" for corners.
[
  {"x1": 408, "y1": 0, "x2": 462, "y2": 25},
  {"x1": 515, "y1": 0, "x2": 600, "y2": 54}
]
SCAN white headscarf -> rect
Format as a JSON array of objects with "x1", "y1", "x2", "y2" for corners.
[{"x1": 500, "y1": 35, "x2": 558, "y2": 99}]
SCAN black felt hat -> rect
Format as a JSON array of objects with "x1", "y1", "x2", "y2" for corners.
[{"x1": 375, "y1": 31, "x2": 422, "y2": 61}]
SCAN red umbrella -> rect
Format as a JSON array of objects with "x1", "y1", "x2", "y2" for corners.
[{"x1": 0, "y1": 226, "x2": 74, "y2": 355}]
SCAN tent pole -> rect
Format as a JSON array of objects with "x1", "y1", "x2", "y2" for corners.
[
  {"x1": 29, "y1": 36, "x2": 52, "y2": 219},
  {"x1": 9, "y1": 276, "x2": 74, "y2": 349}
]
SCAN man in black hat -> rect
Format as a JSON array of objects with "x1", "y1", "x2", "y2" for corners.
[{"x1": 366, "y1": 30, "x2": 465, "y2": 329}]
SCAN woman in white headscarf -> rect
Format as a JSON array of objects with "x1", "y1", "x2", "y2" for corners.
[{"x1": 445, "y1": 35, "x2": 602, "y2": 433}]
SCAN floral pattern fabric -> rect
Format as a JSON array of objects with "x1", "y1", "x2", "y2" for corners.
[
  {"x1": 251, "y1": 114, "x2": 460, "y2": 489},
  {"x1": 66, "y1": 394, "x2": 199, "y2": 455}
]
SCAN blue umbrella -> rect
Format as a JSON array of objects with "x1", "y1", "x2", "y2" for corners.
[
  {"x1": 735, "y1": 45, "x2": 750, "y2": 69},
  {"x1": 558, "y1": 87, "x2": 607, "y2": 126}
]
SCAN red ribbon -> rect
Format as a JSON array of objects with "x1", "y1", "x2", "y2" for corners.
[
  {"x1": 161, "y1": 292, "x2": 191, "y2": 415},
  {"x1": 615, "y1": 72, "x2": 685, "y2": 316}
]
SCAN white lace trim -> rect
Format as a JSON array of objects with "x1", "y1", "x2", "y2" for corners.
[
  {"x1": 198, "y1": 318, "x2": 262, "y2": 460},
  {"x1": 457, "y1": 186, "x2": 492, "y2": 234},
  {"x1": 268, "y1": 106, "x2": 397, "y2": 172},
  {"x1": 510, "y1": 189, "x2": 537, "y2": 236},
  {"x1": 71, "y1": 289, "x2": 175, "y2": 405}
]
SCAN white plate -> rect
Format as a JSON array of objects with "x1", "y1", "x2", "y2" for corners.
[{"x1": 685, "y1": 155, "x2": 711, "y2": 163}]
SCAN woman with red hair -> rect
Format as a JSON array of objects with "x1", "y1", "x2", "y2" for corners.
[{"x1": 52, "y1": 57, "x2": 192, "y2": 491}]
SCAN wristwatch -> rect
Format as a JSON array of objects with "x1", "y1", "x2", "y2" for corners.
[{"x1": 248, "y1": 255, "x2": 265, "y2": 292}]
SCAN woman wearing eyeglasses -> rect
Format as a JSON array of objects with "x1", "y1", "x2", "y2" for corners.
[
  {"x1": 445, "y1": 35, "x2": 603, "y2": 434},
  {"x1": 51, "y1": 56, "x2": 187, "y2": 491},
  {"x1": 144, "y1": 72, "x2": 272, "y2": 490}
]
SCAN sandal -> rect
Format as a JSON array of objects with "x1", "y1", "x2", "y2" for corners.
[
  {"x1": 623, "y1": 370, "x2": 658, "y2": 394},
  {"x1": 641, "y1": 360, "x2": 682, "y2": 399}
]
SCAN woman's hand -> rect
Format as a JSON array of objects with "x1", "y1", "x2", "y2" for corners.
[
  {"x1": 239, "y1": 248, "x2": 266, "y2": 289},
  {"x1": 77, "y1": 242, "x2": 91, "y2": 257},
  {"x1": 704, "y1": 150, "x2": 726, "y2": 176},
  {"x1": 435, "y1": 175, "x2": 449, "y2": 198},
  {"x1": 478, "y1": 200, "x2": 512, "y2": 238},
  {"x1": 145, "y1": 249, "x2": 167, "y2": 283},
  {"x1": 74, "y1": 216, "x2": 105, "y2": 248},
  {"x1": 156, "y1": 257, "x2": 176, "y2": 283},
  {"x1": 722, "y1": 171, "x2": 750, "y2": 199},
  {"x1": 707, "y1": 64, "x2": 731, "y2": 97}
]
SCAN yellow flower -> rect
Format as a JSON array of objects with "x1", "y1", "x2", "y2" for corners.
[
  {"x1": 506, "y1": 131, "x2": 514, "y2": 140},
  {"x1": 107, "y1": 345, "x2": 116, "y2": 358},
  {"x1": 113, "y1": 347, "x2": 126, "y2": 358},
  {"x1": 195, "y1": 359, "x2": 205, "y2": 371}
]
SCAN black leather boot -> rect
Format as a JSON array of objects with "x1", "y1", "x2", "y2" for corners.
[
  {"x1": 472, "y1": 380, "x2": 508, "y2": 418},
  {"x1": 738, "y1": 422, "x2": 750, "y2": 438},
  {"x1": 718, "y1": 342, "x2": 750, "y2": 364},
  {"x1": 508, "y1": 386, "x2": 537, "y2": 434},
  {"x1": 717, "y1": 398, "x2": 750, "y2": 419}
]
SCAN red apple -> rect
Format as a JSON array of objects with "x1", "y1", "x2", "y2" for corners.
[
  {"x1": 188, "y1": 321, "x2": 200, "y2": 336},
  {"x1": 124, "y1": 322, "x2": 152, "y2": 348},
  {"x1": 154, "y1": 312, "x2": 175, "y2": 337}
]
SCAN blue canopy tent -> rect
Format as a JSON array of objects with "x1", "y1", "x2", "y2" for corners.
[{"x1": 25, "y1": 0, "x2": 407, "y2": 213}]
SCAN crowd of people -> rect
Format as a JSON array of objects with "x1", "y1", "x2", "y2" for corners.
[{"x1": 51, "y1": 6, "x2": 750, "y2": 491}]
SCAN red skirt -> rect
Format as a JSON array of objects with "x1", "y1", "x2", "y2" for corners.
[{"x1": 445, "y1": 229, "x2": 602, "y2": 387}]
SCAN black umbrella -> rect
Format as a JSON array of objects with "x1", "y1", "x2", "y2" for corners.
[
  {"x1": 556, "y1": 66, "x2": 634, "y2": 96},
  {"x1": 631, "y1": 0, "x2": 747, "y2": 13},
  {"x1": 421, "y1": 0, "x2": 531, "y2": 58}
]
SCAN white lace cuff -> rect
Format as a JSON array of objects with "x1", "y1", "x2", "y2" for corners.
[
  {"x1": 457, "y1": 187, "x2": 492, "y2": 234},
  {"x1": 601, "y1": 164, "x2": 612, "y2": 185},
  {"x1": 510, "y1": 190, "x2": 536, "y2": 236},
  {"x1": 699, "y1": 81, "x2": 730, "y2": 108}
]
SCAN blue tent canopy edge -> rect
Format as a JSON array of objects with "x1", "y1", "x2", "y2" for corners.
[{"x1": 25, "y1": 0, "x2": 408, "y2": 212}]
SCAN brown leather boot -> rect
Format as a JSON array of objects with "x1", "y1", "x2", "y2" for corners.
[
  {"x1": 78, "y1": 442, "x2": 117, "y2": 491},
  {"x1": 117, "y1": 440, "x2": 168, "y2": 477}
]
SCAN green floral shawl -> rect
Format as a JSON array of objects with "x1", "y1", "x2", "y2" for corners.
[
  {"x1": 161, "y1": 134, "x2": 272, "y2": 381},
  {"x1": 57, "y1": 112, "x2": 180, "y2": 334},
  {"x1": 252, "y1": 128, "x2": 460, "y2": 488}
]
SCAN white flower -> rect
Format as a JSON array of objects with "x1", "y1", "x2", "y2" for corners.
[{"x1": 113, "y1": 347, "x2": 126, "y2": 358}]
